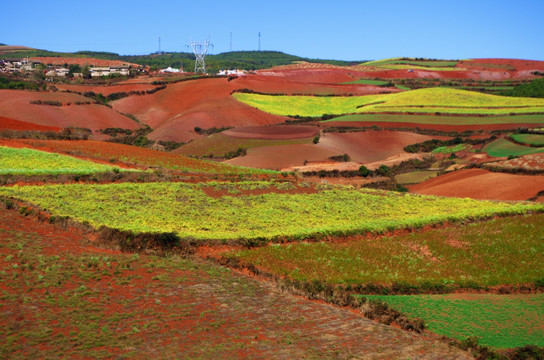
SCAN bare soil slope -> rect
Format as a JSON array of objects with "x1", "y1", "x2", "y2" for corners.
[
  {"x1": 409, "y1": 168, "x2": 544, "y2": 201},
  {"x1": 112, "y1": 78, "x2": 285, "y2": 142},
  {"x1": 0, "y1": 90, "x2": 139, "y2": 131}
]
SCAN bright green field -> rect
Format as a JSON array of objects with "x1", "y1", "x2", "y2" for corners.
[
  {"x1": 510, "y1": 133, "x2": 544, "y2": 146},
  {"x1": 432, "y1": 144, "x2": 470, "y2": 154},
  {"x1": 363, "y1": 293, "x2": 544, "y2": 349},
  {"x1": 343, "y1": 79, "x2": 391, "y2": 85},
  {"x1": 323, "y1": 113, "x2": 544, "y2": 125},
  {"x1": 483, "y1": 138, "x2": 544, "y2": 157},
  {"x1": 227, "y1": 214, "x2": 544, "y2": 287},
  {"x1": 1, "y1": 183, "x2": 541, "y2": 243},
  {"x1": 0, "y1": 146, "x2": 126, "y2": 176},
  {"x1": 234, "y1": 88, "x2": 544, "y2": 117}
]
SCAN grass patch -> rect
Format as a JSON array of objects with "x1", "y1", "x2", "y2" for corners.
[
  {"x1": 483, "y1": 138, "x2": 544, "y2": 157},
  {"x1": 363, "y1": 293, "x2": 544, "y2": 349},
  {"x1": 226, "y1": 214, "x2": 544, "y2": 288},
  {"x1": 510, "y1": 134, "x2": 544, "y2": 146},
  {"x1": 0, "y1": 146, "x2": 126, "y2": 176}
]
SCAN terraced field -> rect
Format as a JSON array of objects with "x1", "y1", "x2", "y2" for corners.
[
  {"x1": 510, "y1": 133, "x2": 544, "y2": 146},
  {"x1": 0, "y1": 139, "x2": 275, "y2": 176},
  {"x1": 234, "y1": 88, "x2": 544, "y2": 117},
  {"x1": 1, "y1": 182, "x2": 541, "y2": 244},
  {"x1": 226, "y1": 214, "x2": 544, "y2": 288},
  {"x1": 0, "y1": 146, "x2": 127, "y2": 175},
  {"x1": 483, "y1": 138, "x2": 544, "y2": 157}
]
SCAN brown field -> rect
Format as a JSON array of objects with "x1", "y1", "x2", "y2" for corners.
[
  {"x1": 222, "y1": 125, "x2": 319, "y2": 140},
  {"x1": 55, "y1": 83, "x2": 158, "y2": 96},
  {"x1": 408, "y1": 168, "x2": 544, "y2": 201},
  {"x1": 0, "y1": 90, "x2": 140, "y2": 131},
  {"x1": 111, "y1": 78, "x2": 285, "y2": 142}
]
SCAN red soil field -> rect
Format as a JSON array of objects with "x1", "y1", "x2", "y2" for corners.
[
  {"x1": 55, "y1": 83, "x2": 158, "y2": 96},
  {"x1": 222, "y1": 125, "x2": 319, "y2": 140},
  {"x1": 316, "y1": 130, "x2": 448, "y2": 163},
  {"x1": 233, "y1": 73, "x2": 401, "y2": 95},
  {"x1": 112, "y1": 78, "x2": 285, "y2": 142},
  {"x1": 0, "y1": 116, "x2": 61, "y2": 132},
  {"x1": 0, "y1": 206, "x2": 469, "y2": 359},
  {"x1": 459, "y1": 58, "x2": 544, "y2": 71},
  {"x1": 408, "y1": 168, "x2": 544, "y2": 201},
  {"x1": 225, "y1": 144, "x2": 339, "y2": 170},
  {"x1": 30, "y1": 56, "x2": 139, "y2": 67},
  {"x1": 0, "y1": 90, "x2": 139, "y2": 131},
  {"x1": 322, "y1": 120, "x2": 544, "y2": 132},
  {"x1": 256, "y1": 67, "x2": 367, "y2": 84}
]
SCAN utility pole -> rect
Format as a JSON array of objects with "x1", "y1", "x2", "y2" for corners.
[
  {"x1": 230, "y1": 32, "x2": 232, "y2": 52},
  {"x1": 188, "y1": 40, "x2": 213, "y2": 74},
  {"x1": 258, "y1": 32, "x2": 261, "y2": 51}
]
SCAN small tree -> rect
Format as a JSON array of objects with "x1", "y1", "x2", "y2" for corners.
[
  {"x1": 313, "y1": 135, "x2": 320, "y2": 144},
  {"x1": 82, "y1": 63, "x2": 91, "y2": 79},
  {"x1": 358, "y1": 165, "x2": 371, "y2": 177},
  {"x1": 375, "y1": 164, "x2": 390, "y2": 177}
]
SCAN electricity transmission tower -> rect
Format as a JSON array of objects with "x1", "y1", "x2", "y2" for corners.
[{"x1": 188, "y1": 40, "x2": 213, "y2": 74}]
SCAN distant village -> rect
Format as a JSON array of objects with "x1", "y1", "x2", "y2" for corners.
[{"x1": 1, "y1": 58, "x2": 248, "y2": 78}]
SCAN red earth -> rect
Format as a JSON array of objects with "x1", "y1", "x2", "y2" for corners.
[
  {"x1": 222, "y1": 125, "x2": 319, "y2": 140},
  {"x1": 55, "y1": 83, "x2": 159, "y2": 96},
  {"x1": 322, "y1": 120, "x2": 544, "y2": 132},
  {"x1": 111, "y1": 77, "x2": 286, "y2": 143},
  {"x1": 233, "y1": 72, "x2": 402, "y2": 96},
  {"x1": 0, "y1": 116, "x2": 61, "y2": 132},
  {"x1": 408, "y1": 168, "x2": 544, "y2": 201},
  {"x1": 0, "y1": 90, "x2": 140, "y2": 131}
]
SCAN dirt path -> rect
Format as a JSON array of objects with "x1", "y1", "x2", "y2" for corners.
[{"x1": 0, "y1": 206, "x2": 471, "y2": 359}]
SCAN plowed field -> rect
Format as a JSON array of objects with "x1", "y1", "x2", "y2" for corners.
[{"x1": 408, "y1": 168, "x2": 544, "y2": 201}]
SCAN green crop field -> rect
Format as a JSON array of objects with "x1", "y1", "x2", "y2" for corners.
[
  {"x1": 363, "y1": 293, "x2": 544, "y2": 349},
  {"x1": 432, "y1": 143, "x2": 471, "y2": 154},
  {"x1": 1, "y1": 183, "x2": 541, "y2": 243},
  {"x1": 483, "y1": 138, "x2": 544, "y2": 157},
  {"x1": 394, "y1": 170, "x2": 438, "y2": 185},
  {"x1": 510, "y1": 133, "x2": 544, "y2": 146},
  {"x1": 323, "y1": 113, "x2": 544, "y2": 125},
  {"x1": 343, "y1": 79, "x2": 391, "y2": 86},
  {"x1": 227, "y1": 214, "x2": 544, "y2": 287},
  {"x1": 0, "y1": 146, "x2": 127, "y2": 176},
  {"x1": 234, "y1": 88, "x2": 544, "y2": 117}
]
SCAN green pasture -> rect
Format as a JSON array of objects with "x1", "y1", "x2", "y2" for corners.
[
  {"x1": 483, "y1": 138, "x2": 544, "y2": 157},
  {"x1": 227, "y1": 214, "x2": 544, "y2": 287},
  {"x1": 510, "y1": 133, "x2": 544, "y2": 146},
  {"x1": 363, "y1": 293, "x2": 544, "y2": 349},
  {"x1": 1, "y1": 182, "x2": 541, "y2": 243},
  {"x1": 0, "y1": 146, "x2": 126, "y2": 176}
]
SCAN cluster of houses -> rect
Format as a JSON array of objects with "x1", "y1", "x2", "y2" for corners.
[{"x1": 1, "y1": 58, "x2": 135, "y2": 78}]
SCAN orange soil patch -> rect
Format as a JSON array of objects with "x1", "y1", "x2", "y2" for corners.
[
  {"x1": 316, "y1": 130, "x2": 448, "y2": 163},
  {"x1": 222, "y1": 125, "x2": 319, "y2": 140},
  {"x1": 30, "y1": 56, "x2": 139, "y2": 67},
  {"x1": 112, "y1": 77, "x2": 285, "y2": 143},
  {"x1": 256, "y1": 66, "x2": 368, "y2": 84},
  {"x1": 0, "y1": 116, "x2": 61, "y2": 132},
  {"x1": 0, "y1": 90, "x2": 139, "y2": 131},
  {"x1": 408, "y1": 168, "x2": 544, "y2": 201},
  {"x1": 55, "y1": 83, "x2": 158, "y2": 96},
  {"x1": 224, "y1": 144, "x2": 338, "y2": 170},
  {"x1": 459, "y1": 58, "x2": 544, "y2": 71},
  {"x1": 233, "y1": 73, "x2": 401, "y2": 95},
  {"x1": 484, "y1": 153, "x2": 544, "y2": 171},
  {"x1": 322, "y1": 120, "x2": 544, "y2": 132}
]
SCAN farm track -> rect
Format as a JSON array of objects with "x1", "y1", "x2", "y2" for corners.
[{"x1": 0, "y1": 205, "x2": 472, "y2": 359}]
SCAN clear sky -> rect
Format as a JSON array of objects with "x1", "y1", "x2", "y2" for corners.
[{"x1": 3, "y1": 0, "x2": 544, "y2": 61}]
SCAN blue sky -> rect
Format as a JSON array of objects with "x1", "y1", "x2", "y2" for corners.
[{"x1": 3, "y1": 0, "x2": 544, "y2": 61}]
